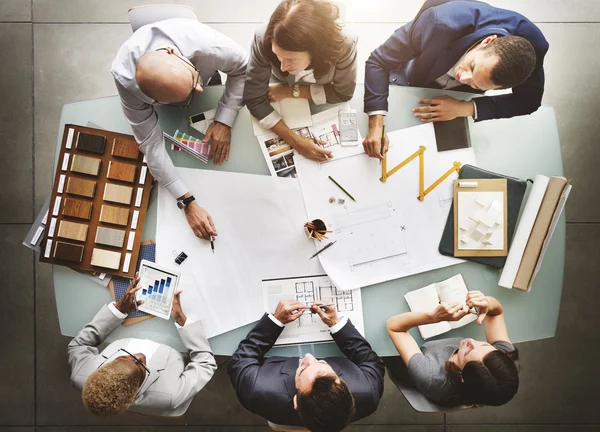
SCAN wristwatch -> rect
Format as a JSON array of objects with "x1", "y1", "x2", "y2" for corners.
[
  {"x1": 177, "y1": 195, "x2": 195, "y2": 209},
  {"x1": 292, "y1": 83, "x2": 300, "y2": 98}
]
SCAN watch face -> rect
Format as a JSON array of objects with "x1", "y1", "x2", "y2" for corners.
[{"x1": 177, "y1": 201, "x2": 184, "y2": 209}]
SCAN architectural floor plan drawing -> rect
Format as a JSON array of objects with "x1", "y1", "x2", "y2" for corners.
[{"x1": 263, "y1": 275, "x2": 364, "y2": 346}]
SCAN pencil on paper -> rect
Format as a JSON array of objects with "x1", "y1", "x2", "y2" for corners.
[
  {"x1": 328, "y1": 176, "x2": 356, "y2": 202},
  {"x1": 309, "y1": 240, "x2": 337, "y2": 259}
]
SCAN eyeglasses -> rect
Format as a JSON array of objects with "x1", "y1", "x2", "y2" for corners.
[
  {"x1": 155, "y1": 48, "x2": 202, "y2": 108},
  {"x1": 99, "y1": 348, "x2": 150, "y2": 395}
]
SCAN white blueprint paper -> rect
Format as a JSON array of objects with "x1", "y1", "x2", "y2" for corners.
[
  {"x1": 157, "y1": 168, "x2": 323, "y2": 338},
  {"x1": 295, "y1": 123, "x2": 477, "y2": 290}
]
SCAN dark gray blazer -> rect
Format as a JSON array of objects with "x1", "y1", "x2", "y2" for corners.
[{"x1": 244, "y1": 24, "x2": 358, "y2": 122}]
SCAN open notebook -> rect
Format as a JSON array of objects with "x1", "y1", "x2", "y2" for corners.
[
  {"x1": 251, "y1": 98, "x2": 312, "y2": 136},
  {"x1": 404, "y1": 274, "x2": 476, "y2": 340}
]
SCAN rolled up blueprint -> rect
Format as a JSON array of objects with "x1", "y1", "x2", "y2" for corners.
[{"x1": 498, "y1": 175, "x2": 550, "y2": 288}]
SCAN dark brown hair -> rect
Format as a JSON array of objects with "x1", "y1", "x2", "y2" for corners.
[
  {"x1": 262, "y1": 0, "x2": 345, "y2": 78},
  {"x1": 443, "y1": 348, "x2": 520, "y2": 406},
  {"x1": 484, "y1": 36, "x2": 537, "y2": 88},
  {"x1": 297, "y1": 374, "x2": 355, "y2": 432}
]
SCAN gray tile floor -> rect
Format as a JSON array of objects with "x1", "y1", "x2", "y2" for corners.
[{"x1": 1, "y1": 0, "x2": 599, "y2": 430}]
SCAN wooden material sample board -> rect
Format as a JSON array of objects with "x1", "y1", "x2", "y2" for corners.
[
  {"x1": 40, "y1": 124, "x2": 153, "y2": 277},
  {"x1": 453, "y1": 179, "x2": 508, "y2": 257}
]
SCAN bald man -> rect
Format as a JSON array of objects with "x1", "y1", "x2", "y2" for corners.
[{"x1": 111, "y1": 19, "x2": 248, "y2": 240}]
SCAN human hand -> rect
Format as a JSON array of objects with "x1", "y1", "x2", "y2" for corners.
[
  {"x1": 268, "y1": 83, "x2": 292, "y2": 102},
  {"x1": 311, "y1": 301, "x2": 339, "y2": 327},
  {"x1": 204, "y1": 122, "x2": 231, "y2": 165},
  {"x1": 362, "y1": 125, "x2": 389, "y2": 160},
  {"x1": 171, "y1": 290, "x2": 187, "y2": 326},
  {"x1": 413, "y1": 96, "x2": 475, "y2": 123},
  {"x1": 293, "y1": 136, "x2": 333, "y2": 162},
  {"x1": 185, "y1": 201, "x2": 217, "y2": 240},
  {"x1": 466, "y1": 290, "x2": 489, "y2": 325},
  {"x1": 430, "y1": 302, "x2": 469, "y2": 323},
  {"x1": 273, "y1": 300, "x2": 306, "y2": 324},
  {"x1": 115, "y1": 272, "x2": 142, "y2": 314}
]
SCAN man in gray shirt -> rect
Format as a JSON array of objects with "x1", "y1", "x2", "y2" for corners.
[{"x1": 111, "y1": 19, "x2": 248, "y2": 240}]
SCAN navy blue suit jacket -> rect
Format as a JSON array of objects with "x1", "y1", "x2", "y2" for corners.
[
  {"x1": 227, "y1": 314, "x2": 385, "y2": 427},
  {"x1": 364, "y1": 0, "x2": 549, "y2": 121}
]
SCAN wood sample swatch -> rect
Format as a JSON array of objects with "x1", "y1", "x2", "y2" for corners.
[
  {"x1": 112, "y1": 138, "x2": 140, "y2": 160},
  {"x1": 107, "y1": 161, "x2": 136, "y2": 183},
  {"x1": 103, "y1": 183, "x2": 133, "y2": 205},
  {"x1": 53, "y1": 241, "x2": 84, "y2": 262},
  {"x1": 57, "y1": 220, "x2": 89, "y2": 242},
  {"x1": 62, "y1": 197, "x2": 92, "y2": 220},
  {"x1": 91, "y1": 248, "x2": 121, "y2": 269},
  {"x1": 76, "y1": 132, "x2": 106, "y2": 154},
  {"x1": 99, "y1": 205, "x2": 129, "y2": 226},
  {"x1": 95, "y1": 226, "x2": 126, "y2": 248},
  {"x1": 71, "y1": 154, "x2": 101, "y2": 176},
  {"x1": 66, "y1": 177, "x2": 96, "y2": 198}
]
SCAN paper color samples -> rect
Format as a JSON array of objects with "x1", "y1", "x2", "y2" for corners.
[
  {"x1": 62, "y1": 198, "x2": 92, "y2": 220},
  {"x1": 53, "y1": 241, "x2": 84, "y2": 262},
  {"x1": 57, "y1": 220, "x2": 89, "y2": 242},
  {"x1": 107, "y1": 161, "x2": 137, "y2": 183},
  {"x1": 66, "y1": 177, "x2": 96, "y2": 198},
  {"x1": 91, "y1": 248, "x2": 122, "y2": 269},
  {"x1": 100, "y1": 205, "x2": 129, "y2": 226},
  {"x1": 95, "y1": 226, "x2": 126, "y2": 248},
  {"x1": 71, "y1": 154, "x2": 101, "y2": 176},
  {"x1": 76, "y1": 132, "x2": 106, "y2": 154},
  {"x1": 103, "y1": 183, "x2": 133, "y2": 204},
  {"x1": 112, "y1": 138, "x2": 140, "y2": 160}
]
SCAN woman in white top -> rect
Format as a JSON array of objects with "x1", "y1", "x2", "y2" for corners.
[{"x1": 244, "y1": 0, "x2": 358, "y2": 163}]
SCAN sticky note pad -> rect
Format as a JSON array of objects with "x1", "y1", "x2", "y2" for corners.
[
  {"x1": 57, "y1": 220, "x2": 88, "y2": 242},
  {"x1": 99, "y1": 204, "x2": 129, "y2": 226},
  {"x1": 62, "y1": 197, "x2": 92, "y2": 220},
  {"x1": 76, "y1": 132, "x2": 106, "y2": 154},
  {"x1": 111, "y1": 138, "x2": 140, "y2": 160},
  {"x1": 71, "y1": 154, "x2": 101, "y2": 176},
  {"x1": 53, "y1": 241, "x2": 84, "y2": 262},
  {"x1": 103, "y1": 183, "x2": 133, "y2": 205},
  {"x1": 95, "y1": 226, "x2": 126, "y2": 248},
  {"x1": 66, "y1": 177, "x2": 96, "y2": 198},
  {"x1": 107, "y1": 161, "x2": 137, "y2": 183},
  {"x1": 91, "y1": 248, "x2": 122, "y2": 269}
]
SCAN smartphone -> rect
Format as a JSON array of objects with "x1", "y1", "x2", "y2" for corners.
[{"x1": 339, "y1": 109, "x2": 359, "y2": 146}]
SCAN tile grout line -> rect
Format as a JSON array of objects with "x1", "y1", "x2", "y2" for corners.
[
  {"x1": 15, "y1": 20, "x2": 600, "y2": 25},
  {"x1": 31, "y1": 0, "x2": 38, "y2": 425}
]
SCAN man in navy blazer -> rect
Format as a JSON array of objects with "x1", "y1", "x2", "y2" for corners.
[
  {"x1": 363, "y1": 0, "x2": 549, "y2": 159},
  {"x1": 228, "y1": 300, "x2": 384, "y2": 432}
]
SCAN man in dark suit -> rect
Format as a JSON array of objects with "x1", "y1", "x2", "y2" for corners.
[
  {"x1": 228, "y1": 300, "x2": 384, "y2": 432},
  {"x1": 363, "y1": 0, "x2": 549, "y2": 159}
]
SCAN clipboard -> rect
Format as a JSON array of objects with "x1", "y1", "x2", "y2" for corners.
[{"x1": 453, "y1": 179, "x2": 508, "y2": 257}]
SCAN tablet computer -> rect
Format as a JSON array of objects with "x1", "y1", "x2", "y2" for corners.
[{"x1": 136, "y1": 260, "x2": 181, "y2": 320}]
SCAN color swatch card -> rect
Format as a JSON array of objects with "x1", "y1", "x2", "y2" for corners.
[
  {"x1": 170, "y1": 129, "x2": 210, "y2": 163},
  {"x1": 136, "y1": 260, "x2": 180, "y2": 320},
  {"x1": 40, "y1": 124, "x2": 153, "y2": 277}
]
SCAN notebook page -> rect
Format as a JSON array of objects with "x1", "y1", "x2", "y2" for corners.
[
  {"x1": 405, "y1": 284, "x2": 451, "y2": 339},
  {"x1": 436, "y1": 274, "x2": 477, "y2": 330}
]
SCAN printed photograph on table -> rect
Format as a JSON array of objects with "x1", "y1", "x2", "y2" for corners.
[{"x1": 261, "y1": 135, "x2": 297, "y2": 178}]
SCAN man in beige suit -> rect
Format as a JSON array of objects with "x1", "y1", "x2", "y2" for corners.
[{"x1": 68, "y1": 274, "x2": 216, "y2": 417}]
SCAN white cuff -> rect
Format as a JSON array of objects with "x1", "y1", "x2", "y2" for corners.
[
  {"x1": 268, "y1": 313, "x2": 285, "y2": 328},
  {"x1": 175, "y1": 318, "x2": 195, "y2": 329},
  {"x1": 368, "y1": 110, "x2": 388, "y2": 117},
  {"x1": 329, "y1": 316, "x2": 348, "y2": 334},
  {"x1": 472, "y1": 100, "x2": 478, "y2": 120},
  {"x1": 165, "y1": 177, "x2": 189, "y2": 200},
  {"x1": 259, "y1": 110, "x2": 282, "y2": 130},
  {"x1": 309, "y1": 84, "x2": 327, "y2": 105},
  {"x1": 108, "y1": 302, "x2": 128, "y2": 320}
]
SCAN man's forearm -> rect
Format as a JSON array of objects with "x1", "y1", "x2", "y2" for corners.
[
  {"x1": 271, "y1": 120, "x2": 299, "y2": 148},
  {"x1": 386, "y1": 311, "x2": 434, "y2": 333},
  {"x1": 485, "y1": 296, "x2": 503, "y2": 316}
]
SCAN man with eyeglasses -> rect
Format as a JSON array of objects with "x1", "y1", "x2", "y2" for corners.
[
  {"x1": 228, "y1": 300, "x2": 385, "y2": 431},
  {"x1": 111, "y1": 18, "x2": 248, "y2": 241},
  {"x1": 68, "y1": 273, "x2": 217, "y2": 416}
]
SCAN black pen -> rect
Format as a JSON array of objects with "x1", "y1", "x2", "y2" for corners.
[
  {"x1": 210, "y1": 236, "x2": 215, "y2": 254},
  {"x1": 309, "y1": 240, "x2": 337, "y2": 259}
]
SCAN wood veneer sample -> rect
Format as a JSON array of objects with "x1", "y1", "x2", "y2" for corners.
[
  {"x1": 57, "y1": 220, "x2": 88, "y2": 242},
  {"x1": 71, "y1": 154, "x2": 101, "y2": 176},
  {"x1": 66, "y1": 177, "x2": 96, "y2": 198},
  {"x1": 95, "y1": 226, "x2": 126, "y2": 248},
  {"x1": 91, "y1": 248, "x2": 121, "y2": 269},
  {"x1": 62, "y1": 197, "x2": 92, "y2": 220},
  {"x1": 100, "y1": 204, "x2": 130, "y2": 226},
  {"x1": 107, "y1": 161, "x2": 136, "y2": 183},
  {"x1": 112, "y1": 138, "x2": 140, "y2": 160},
  {"x1": 103, "y1": 183, "x2": 133, "y2": 204},
  {"x1": 76, "y1": 132, "x2": 106, "y2": 154},
  {"x1": 53, "y1": 241, "x2": 84, "y2": 262}
]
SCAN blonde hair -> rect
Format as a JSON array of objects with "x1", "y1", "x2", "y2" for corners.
[{"x1": 82, "y1": 363, "x2": 139, "y2": 416}]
